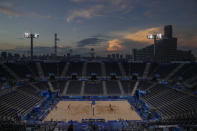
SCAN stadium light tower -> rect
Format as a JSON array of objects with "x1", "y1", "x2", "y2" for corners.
[
  {"x1": 24, "y1": 32, "x2": 39, "y2": 60},
  {"x1": 147, "y1": 33, "x2": 162, "y2": 56},
  {"x1": 54, "y1": 33, "x2": 60, "y2": 57}
]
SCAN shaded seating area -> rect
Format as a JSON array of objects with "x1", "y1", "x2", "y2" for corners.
[
  {"x1": 148, "y1": 63, "x2": 179, "y2": 79},
  {"x1": 86, "y1": 63, "x2": 101, "y2": 76},
  {"x1": 51, "y1": 80, "x2": 67, "y2": 94},
  {"x1": 84, "y1": 81, "x2": 103, "y2": 95},
  {"x1": 171, "y1": 63, "x2": 197, "y2": 81},
  {"x1": 0, "y1": 90, "x2": 42, "y2": 120},
  {"x1": 142, "y1": 85, "x2": 197, "y2": 124},
  {"x1": 34, "y1": 81, "x2": 49, "y2": 91},
  {"x1": 105, "y1": 62, "x2": 121, "y2": 76},
  {"x1": 0, "y1": 64, "x2": 14, "y2": 80},
  {"x1": 5, "y1": 63, "x2": 33, "y2": 79},
  {"x1": 122, "y1": 62, "x2": 146, "y2": 77},
  {"x1": 17, "y1": 84, "x2": 40, "y2": 96},
  {"x1": 41, "y1": 62, "x2": 66, "y2": 77},
  {"x1": 131, "y1": 63, "x2": 146, "y2": 77},
  {"x1": 106, "y1": 80, "x2": 121, "y2": 95},
  {"x1": 41, "y1": 62, "x2": 59, "y2": 77},
  {"x1": 66, "y1": 62, "x2": 83, "y2": 76},
  {"x1": 138, "y1": 80, "x2": 152, "y2": 90},
  {"x1": 66, "y1": 80, "x2": 82, "y2": 95},
  {"x1": 120, "y1": 80, "x2": 135, "y2": 94},
  {"x1": 26, "y1": 62, "x2": 39, "y2": 78}
]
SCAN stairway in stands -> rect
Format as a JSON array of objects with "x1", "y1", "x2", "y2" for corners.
[
  {"x1": 118, "y1": 63, "x2": 126, "y2": 76},
  {"x1": 1, "y1": 63, "x2": 20, "y2": 80},
  {"x1": 184, "y1": 76, "x2": 197, "y2": 88},
  {"x1": 165, "y1": 63, "x2": 185, "y2": 80},
  {"x1": 118, "y1": 80, "x2": 124, "y2": 95},
  {"x1": 48, "y1": 82, "x2": 55, "y2": 92},
  {"x1": 29, "y1": 83, "x2": 41, "y2": 93},
  {"x1": 36, "y1": 62, "x2": 44, "y2": 78},
  {"x1": 143, "y1": 63, "x2": 151, "y2": 79},
  {"x1": 185, "y1": 76, "x2": 197, "y2": 84},
  {"x1": 101, "y1": 62, "x2": 106, "y2": 77},
  {"x1": 82, "y1": 62, "x2": 87, "y2": 77},
  {"x1": 62, "y1": 80, "x2": 70, "y2": 96},
  {"x1": 61, "y1": 62, "x2": 70, "y2": 77},
  {"x1": 102, "y1": 81, "x2": 107, "y2": 96},
  {"x1": 80, "y1": 81, "x2": 85, "y2": 95},
  {"x1": 146, "y1": 63, "x2": 186, "y2": 92},
  {"x1": 131, "y1": 81, "x2": 139, "y2": 96}
]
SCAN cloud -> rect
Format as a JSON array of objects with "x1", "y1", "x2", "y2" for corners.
[
  {"x1": 107, "y1": 39, "x2": 124, "y2": 51},
  {"x1": 0, "y1": 1, "x2": 52, "y2": 19},
  {"x1": 0, "y1": 2, "x2": 51, "y2": 20},
  {"x1": 66, "y1": 5, "x2": 103, "y2": 22},
  {"x1": 74, "y1": 26, "x2": 197, "y2": 55},
  {"x1": 26, "y1": 12, "x2": 52, "y2": 19},
  {"x1": 112, "y1": 26, "x2": 197, "y2": 48},
  {"x1": 77, "y1": 37, "x2": 105, "y2": 47},
  {"x1": 105, "y1": 26, "x2": 163, "y2": 53},
  {"x1": 112, "y1": 27, "x2": 163, "y2": 44},
  {"x1": 71, "y1": 0, "x2": 87, "y2": 2},
  {"x1": 66, "y1": 10, "x2": 91, "y2": 22},
  {"x1": 0, "y1": 7, "x2": 20, "y2": 16},
  {"x1": 108, "y1": 0, "x2": 133, "y2": 13},
  {"x1": 109, "y1": 26, "x2": 197, "y2": 55},
  {"x1": 106, "y1": 38, "x2": 148, "y2": 53},
  {"x1": 68, "y1": 0, "x2": 133, "y2": 22},
  {"x1": 124, "y1": 27, "x2": 163, "y2": 44},
  {"x1": 90, "y1": 34, "x2": 112, "y2": 39}
]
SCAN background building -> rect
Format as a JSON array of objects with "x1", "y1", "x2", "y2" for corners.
[{"x1": 133, "y1": 25, "x2": 195, "y2": 62}]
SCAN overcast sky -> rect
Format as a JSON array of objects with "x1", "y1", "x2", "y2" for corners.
[{"x1": 0, "y1": 0, "x2": 197, "y2": 56}]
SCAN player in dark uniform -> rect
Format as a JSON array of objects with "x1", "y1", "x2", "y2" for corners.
[{"x1": 67, "y1": 104, "x2": 71, "y2": 111}]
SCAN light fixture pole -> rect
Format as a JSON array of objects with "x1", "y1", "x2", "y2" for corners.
[
  {"x1": 24, "y1": 32, "x2": 39, "y2": 60},
  {"x1": 54, "y1": 33, "x2": 60, "y2": 57},
  {"x1": 147, "y1": 33, "x2": 162, "y2": 57}
]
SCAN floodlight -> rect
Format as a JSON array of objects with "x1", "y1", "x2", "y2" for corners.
[
  {"x1": 24, "y1": 32, "x2": 30, "y2": 38},
  {"x1": 147, "y1": 33, "x2": 162, "y2": 39},
  {"x1": 34, "y1": 33, "x2": 39, "y2": 38},
  {"x1": 147, "y1": 34, "x2": 154, "y2": 39},
  {"x1": 156, "y1": 33, "x2": 162, "y2": 39}
]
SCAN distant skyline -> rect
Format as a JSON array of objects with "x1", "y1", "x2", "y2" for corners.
[{"x1": 0, "y1": 0, "x2": 197, "y2": 56}]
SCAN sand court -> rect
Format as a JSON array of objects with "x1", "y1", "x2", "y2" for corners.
[{"x1": 44, "y1": 100, "x2": 141, "y2": 122}]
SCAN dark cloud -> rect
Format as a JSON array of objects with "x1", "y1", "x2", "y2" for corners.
[
  {"x1": 0, "y1": 1, "x2": 51, "y2": 18},
  {"x1": 90, "y1": 34, "x2": 112, "y2": 39},
  {"x1": 112, "y1": 39, "x2": 149, "y2": 53},
  {"x1": 77, "y1": 37, "x2": 105, "y2": 47},
  {"x1": 123, "y1": 39, "x2": 148, "y2": 48},
  {"x1": 0, "y1": 1, "x2": 21, "y2": 16},
  {"x1": 67, "y1": 0, "x2": 133, "y2": 22}
]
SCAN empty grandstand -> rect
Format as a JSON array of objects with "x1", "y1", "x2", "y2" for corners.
[{"x1": 0, "y1": 59, "x2": 197, "y2": 130}]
